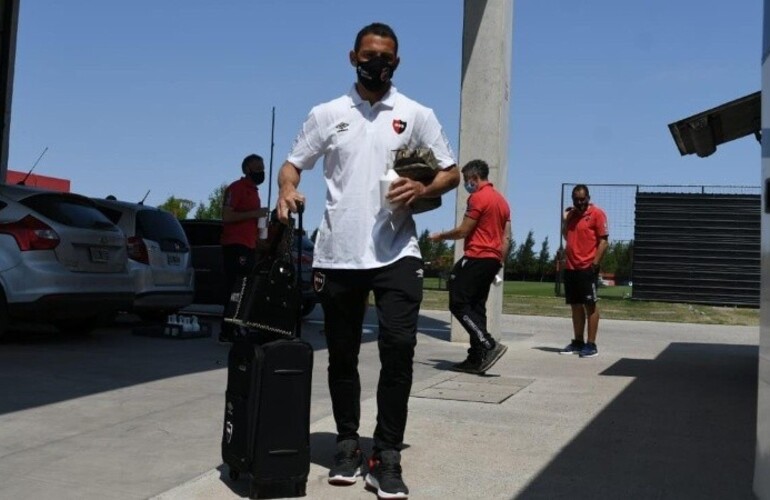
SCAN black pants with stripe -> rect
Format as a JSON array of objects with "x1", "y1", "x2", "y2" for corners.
[
  {"x1": 448, "y1": 257, "x2": 501, "y2": 354},
  {"x1": 313, "y1": 257, "x2": 423, "y2": 452}
]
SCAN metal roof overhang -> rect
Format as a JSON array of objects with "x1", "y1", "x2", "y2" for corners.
[{"x1": 668, "y1": 91, "x2": 761, "y2": 158}]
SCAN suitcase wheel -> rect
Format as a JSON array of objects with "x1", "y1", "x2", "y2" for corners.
[{"x1": 228, "y1": 468, "x2": 239, "y2": 481}]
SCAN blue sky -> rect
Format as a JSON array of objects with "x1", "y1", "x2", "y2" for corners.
[{"x1": 7, "y1": 0, "x2": 762, "y2": 252}]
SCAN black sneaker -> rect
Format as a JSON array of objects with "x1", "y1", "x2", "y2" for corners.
[
  {"x1": 477, "y1": 342, "x2": 508, "y2": 373},
  {"x1": 559, "y1": 339, "x2": 584, "y2": 355},
  {"x1": 365, "y1": 450, "x2": 409, "y2": 499},
  {"x1": 328, "y1": 439, "x2": 363, "y2": 485},
  {"x1": 579, "y1": 342, "x2": 598, "y2": 358},
  {"x1": 450, "y1": 353, "x2": 482, "y2": 373}
]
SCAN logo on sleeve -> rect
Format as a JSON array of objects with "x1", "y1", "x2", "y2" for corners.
[
  {"x1": 392, "y1": 119, "x2": 407, "y2": 134},
  {"x1": 335, "y1": 122, "x2": 349, "y2": 133}
]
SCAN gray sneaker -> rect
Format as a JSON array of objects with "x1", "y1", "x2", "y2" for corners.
[{"x1": 477, "y1": 342, "x2": 508, "y2": 374}]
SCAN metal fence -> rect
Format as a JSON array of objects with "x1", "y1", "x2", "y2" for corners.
[{"x1": 558, "y1": 183, "x2": 761, "y2": 307}]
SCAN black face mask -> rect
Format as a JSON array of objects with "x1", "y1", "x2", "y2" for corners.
[
  {"x1": 356, "y1": 56, "x2": 396, "y2": 92},
  {"x1": 249, "y1": 171, "x2": 265, "y2": 185}
]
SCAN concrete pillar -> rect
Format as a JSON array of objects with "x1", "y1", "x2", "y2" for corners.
[{"x1": 451, "y1": 0, "x2": 513, "y2": 342}]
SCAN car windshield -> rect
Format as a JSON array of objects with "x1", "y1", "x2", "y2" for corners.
[
  {"x1": 22, "y1": 194, "x2": 118, "y2": 231},
  {"x1": 137, "y1": 210, "x2": 189, "y2": 251}
]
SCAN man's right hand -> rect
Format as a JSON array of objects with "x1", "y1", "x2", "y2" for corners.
[
  {"x1": 563, "y1": 207, "x2": 574, "y2": 221},
  {"x1": 276, "y1": 188, "x2": 305, "y2": 224},
  {"x1": 276, "y1": 162, "x2": 305, "y2": 224}
]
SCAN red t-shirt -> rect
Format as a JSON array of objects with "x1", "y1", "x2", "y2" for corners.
[
  {"x1": 564, "y1": 204, "x2": 609, "y2": 270},
  {"x1": 463, "y1": 183, "x2": 511, "y2": 262},
  {"x1": 220, "y1": 177, "x2": 261, "y2": 249}
]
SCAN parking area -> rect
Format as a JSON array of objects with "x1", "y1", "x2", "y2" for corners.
[{"x1": 0, "y1": 309, "x2": 759, "y2": 499}]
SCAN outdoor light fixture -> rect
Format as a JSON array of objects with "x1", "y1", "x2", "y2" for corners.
[{"x1": 668, "y1": 91, "x2": 760, "y2": 158}]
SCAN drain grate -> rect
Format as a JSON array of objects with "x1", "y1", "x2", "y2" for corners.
[{"x1": 411, "y1": 373, "x2": 534, "y2": 404}]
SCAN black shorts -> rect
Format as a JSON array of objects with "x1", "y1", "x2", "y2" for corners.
[{"x1": 564, "y1": 269, "x2": 598, "y2": 305}]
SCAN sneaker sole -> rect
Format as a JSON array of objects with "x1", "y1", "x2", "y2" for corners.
[
  {"x1": 579, "y1": 352, "x2": 598, "y2": 358},
  {"x1": 478, "y1": 344, "x2": 508, "y2": 373},
  {"x1": 328, "y1": 470, "x2": 359, "y2": 486},
  {"x1": 364, "y1": 474, "x2": 408, "y2": 499},
  {"x1": 559, "y1": 350, "x2": 580, "y2": 355}
]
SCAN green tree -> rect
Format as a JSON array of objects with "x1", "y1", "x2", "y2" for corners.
[
  {"x1": 536, "y1": 235, "x2": 552, "y2": 281},
  {"x1": 194, "y1": 183, "x2": 227, "y2": 219},
  {"x1": 158, "y1": 196, "x2": 195, "y2": 219},
  {"x1": 604, "y1": 240, "x2": 633, "y2": 281},
  {"x1": 514, "y1": 230, "x2": 537, "y2": 280},
  {"x1": 504, "y1": 239, "x2": 517, "y2": 279}
]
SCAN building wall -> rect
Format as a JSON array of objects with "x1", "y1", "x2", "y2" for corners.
[{"x1": 5, "y1": 170, "x2": 70, "y2": 192}]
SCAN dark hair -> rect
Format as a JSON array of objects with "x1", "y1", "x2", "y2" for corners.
[
  {"x1": 461, "y1": 159, "x2": 490, "y2": 180},
  {"x1": 572, "y1": 184, "x2": 590, "y2": 198},
  {"x1": 354, "y1": 22, "x2": 399, "y2": 54},
  {"x1": 242, "y1": 154, "x2": 264, "y2": 172}
]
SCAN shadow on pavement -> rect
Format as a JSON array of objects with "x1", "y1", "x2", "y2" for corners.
[
  {"x1": 0, "y1": 307, "x2": 448, "y2": 417},
  {"x1": 516, "y1": 342, "x2": 757, "y2": 499}
]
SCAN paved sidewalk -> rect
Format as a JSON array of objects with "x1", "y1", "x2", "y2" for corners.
[{"x1": 0, "y1": 310, "x2": 759, "y2": 499}]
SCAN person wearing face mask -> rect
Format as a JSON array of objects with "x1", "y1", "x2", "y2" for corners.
[
  {"x1": 276, "y1": 22, "x2": 459, "y2": 500},
  {"x1": 560, "y1": 184, "x2": 609, "y2": 358},
  {"x1": 429, "y1": 159, "x2": 512, "y2": 375},
  {"x1": 219, "y1": 153, "x2": 269, "y2": 343}
]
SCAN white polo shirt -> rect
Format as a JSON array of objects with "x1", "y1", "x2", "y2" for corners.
[{"x1": 287, "y1": 84, "x2": 456, "y2": 269}]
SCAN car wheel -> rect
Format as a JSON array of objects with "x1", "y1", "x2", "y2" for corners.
[
  {"x1": 301, "y1": 300, "x2": 315, "y2": 317},
  {"x1": 0, "y1": 296, "x2": 8, "y2": 341},
  {"x1": 55, "y1": 318, "x2": 98, "y2": 336}
]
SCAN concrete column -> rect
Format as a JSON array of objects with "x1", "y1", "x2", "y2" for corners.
[{"x1": 451, "y1": 0, "x2": 513, "y2": 342}]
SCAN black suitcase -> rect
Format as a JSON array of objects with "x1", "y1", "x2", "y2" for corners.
[
  {"x1": 221, "y1": 205, "x2": 313, "y2": 499},
  {"x1": 222, "y1": 338, "x2": 313, "y2": 498}
]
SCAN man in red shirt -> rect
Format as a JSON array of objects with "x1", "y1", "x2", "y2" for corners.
[
  {"x1": 219, "y1": 154, "x2": 268, "y2": 342},
  {"x1": 430, "y1": 159, "x2": 511, "y2": 374},
  {"x1": 560, "y1": 184, "x2": 609, "y2": 358}
]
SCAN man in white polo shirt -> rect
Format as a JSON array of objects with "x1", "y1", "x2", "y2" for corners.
[{"x1": 276, "y1": 22, "x2": 459, "y2": 500}]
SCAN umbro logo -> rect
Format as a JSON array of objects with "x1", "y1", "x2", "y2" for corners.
[
  {"x1": 335, "y1": 122, "x2": 349, "y2": 133},
  {"x1": 416, "y1": 269, "x2": 424, "y2": 279}
]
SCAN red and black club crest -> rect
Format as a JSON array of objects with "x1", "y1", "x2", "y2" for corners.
[
  {"x1": 313, "y1": 270, "x2": 326, "y2": 293},
  {"x1": 392, "y1": 119, "x2": 407, "y2": 134}
]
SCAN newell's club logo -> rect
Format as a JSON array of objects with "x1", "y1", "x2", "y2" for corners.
[{"x1": 392, "y1": 119, "x2": 407, "y2": 134}]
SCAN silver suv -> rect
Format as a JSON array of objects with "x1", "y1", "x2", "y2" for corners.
[
  {"x1": 0, "y1": 184, "x2": 134, "y2": 337},
  {"x1": 92, "y1": 198, "x2": 194, "y2": 321}
]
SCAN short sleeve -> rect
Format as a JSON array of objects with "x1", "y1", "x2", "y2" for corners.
[
  {"x1": 416, "y1": 109, "x2": 456, "y2": 169},
  {"x1": 286, "y1": 108, "x2": 326, "y2": 171},
  {"x1": 594, "y1": 208, "x2": 609, "y2": 237}
]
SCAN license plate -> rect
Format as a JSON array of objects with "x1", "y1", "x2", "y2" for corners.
[
  {"x1": 167, "y1": 254, "x2": 181, "y2": 266},
  {"x1": 89, "y1": 247, "x2": 110, "y2": 263}
]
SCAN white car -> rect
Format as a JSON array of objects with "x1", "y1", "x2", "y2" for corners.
[
  {"x1": 0, "y1": 184, "x2": 134, "y2": 337},
  {"x1": 92, "y1": 198, "x2": 194, "y2": 321}
]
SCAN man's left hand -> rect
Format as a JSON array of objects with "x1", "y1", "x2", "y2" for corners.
[{"x1": 388, "y1": 177, "x2": 426, "y2": 207}]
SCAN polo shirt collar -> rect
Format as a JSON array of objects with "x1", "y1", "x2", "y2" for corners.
[{"x1": 348, "y1": 84, "x2": 399, "y2": 109}]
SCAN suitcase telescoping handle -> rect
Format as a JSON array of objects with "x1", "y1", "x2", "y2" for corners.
[{"x1": 295, "y1": 201, "x2": 304, "y2": 339}]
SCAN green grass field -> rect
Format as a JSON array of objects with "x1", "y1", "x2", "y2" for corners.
[{"x1": 420, "y1": 278, "x2": 758, "y2": 326}]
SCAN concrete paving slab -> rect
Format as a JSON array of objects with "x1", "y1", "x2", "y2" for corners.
[{"x1": 0, "y1": 309, "x2": 760, "y2": 499}]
